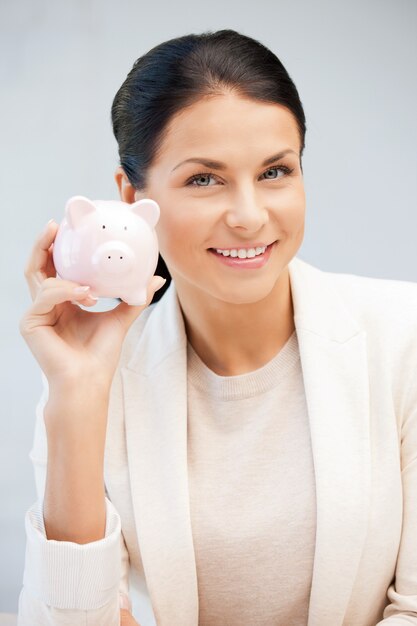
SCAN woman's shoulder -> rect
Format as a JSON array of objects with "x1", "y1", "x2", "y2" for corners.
[
  {"x1": 292, "y1": 256, "x2": 416, "y2": 361},
  {"x1": 322, "y1": 265, "x2": 417, "y2": 351},
  {"x1": 294, "y1": 255, "x2": 417, "y2": 325},
  {"x1": 326, "y1": 266, "x2": 417, "y2": 314}
]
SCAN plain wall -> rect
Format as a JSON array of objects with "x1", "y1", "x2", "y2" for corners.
[{"x1": 1, "y1": 0, "x2": 416, "y2": 613}]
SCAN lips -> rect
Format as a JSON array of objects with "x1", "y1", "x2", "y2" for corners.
[
  {"x1": 208, "y1": 240, "x2": 277, "y2": 268},
  {"x1": 209, "y1": 239, "x2": 277, "y2": 251}
]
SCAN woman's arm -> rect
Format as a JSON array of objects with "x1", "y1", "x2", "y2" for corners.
[
  {"x1": 43, "y1": 379, "x2": 109, "y2": 544},
  {"x1": 17, "y1": 218, "x2": 164, "y2": 625},
  {"x1": 17, "y1": 372, "x2": 134, "y2": 625}
]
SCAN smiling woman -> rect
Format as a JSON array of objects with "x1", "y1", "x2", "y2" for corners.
[
  {"x1": 111, "y1": 32, "x2": 307, "y2": 374},
  {"x1": 18, "y1": 27, "x2": 417, "y2": 626},
  {"x1": 118, "y1": 94, "x2": 305, "y2": 366}
]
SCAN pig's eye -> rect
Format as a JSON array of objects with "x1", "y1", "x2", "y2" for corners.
[{"x1": 102, "y1": 225, "x2": 106, "y2": 229}]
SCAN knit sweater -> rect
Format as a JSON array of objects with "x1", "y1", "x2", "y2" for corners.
[{"x1": 186, "y1": 329, "x2": 316, "y2": 625}]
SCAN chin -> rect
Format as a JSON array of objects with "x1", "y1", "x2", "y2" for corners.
[{"x1": 210, "y1": 280, "x2": 279, "y2": 306}]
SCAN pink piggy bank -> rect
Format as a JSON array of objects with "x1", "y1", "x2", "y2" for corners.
[{"x1": 52, "y1": 195, "x2": 160, "y2": 306}]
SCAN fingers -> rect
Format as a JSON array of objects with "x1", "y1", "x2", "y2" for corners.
[
  {"x1": 110, "y1": 275, "x2": 167, "y2": 331},
  {"x1": 119, "y1": 593, "x2": 140, "y2": 625},
  {"x1": 32, "y1": 279, "x2": 97, "y2": 316},
  {"x1": 24, "y1": 219, "x2": 59, "y2": 301},
  {"x1": 119, "y1": 609, "x2": 141, "y2": 625},
  {"x1": 19, "y1": 279, "x2": 97, "y2": 338},
  {"x1": 146, "y1": 274, "x2": 167, "y2": 303}
]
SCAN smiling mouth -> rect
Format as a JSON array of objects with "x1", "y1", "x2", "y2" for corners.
[{"x1": 208, "y1": 240, "x2": 277, "y2": 259}]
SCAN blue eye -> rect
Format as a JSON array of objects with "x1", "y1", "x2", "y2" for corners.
[
  {"x1": 189, "y1": 173, "x2": 215, "y2": 187},
  {"x1": 262, "y1": 167, "x2": 282, "y2": 179},
  {"x1": 186, "y1": 165, "x2": 294, "y2": 187}
]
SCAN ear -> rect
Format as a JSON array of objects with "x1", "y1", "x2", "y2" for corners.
[
  {"x1": 114, "y1": 166, "x2": 136, "y2": 204},
  {"x1": 130, "y1": 199, "x2": 160, "y2": 228},
  {"x1": 65, "y1": 196, "x2": 96, "y2": 228}
]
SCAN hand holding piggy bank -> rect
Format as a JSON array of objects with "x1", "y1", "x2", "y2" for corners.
[{"x1": 52, "y1": 195, "x2": 160, "y2": 306}]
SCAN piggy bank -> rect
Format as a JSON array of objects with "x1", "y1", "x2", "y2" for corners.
[{"x1": 52, "y1": 195, "x2": 160, "y2": 306}]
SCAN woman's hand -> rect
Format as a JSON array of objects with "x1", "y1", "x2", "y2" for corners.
[
  {"x1": 19, "y1": 219, "x2": 166, "y2": 390},
  {"x1": 119, "y1": 593, "x2": 141, "y2": 625},
  {"x1": 120, "y1": 608, "x2": 142, "y2": 625}
]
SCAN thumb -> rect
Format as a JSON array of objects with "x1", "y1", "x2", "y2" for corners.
[{"x1": 111, "y1": 275, "x2": 167, "y2": 329}]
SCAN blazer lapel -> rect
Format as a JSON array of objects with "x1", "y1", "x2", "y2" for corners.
[
  {"x1": 121, "y1": 255, "x2": 372, "y2": 626},
  {"x1": 121, "y1": 283, "x2": 198, "y2": 626},
  {"x1": 288, "y1": 257, "x2": 371, "y2": 626}
]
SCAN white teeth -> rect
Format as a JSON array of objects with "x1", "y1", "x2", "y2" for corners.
[{"x1": 215, "y1": 245, "x2": 267, "y2": 258}]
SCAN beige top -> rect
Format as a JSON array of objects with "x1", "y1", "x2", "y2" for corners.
[{"x1": 186, "y1": 329, "x2": 317, "y2": 625}]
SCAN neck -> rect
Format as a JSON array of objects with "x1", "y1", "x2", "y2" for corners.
[{"x1": 175, "y1": 266, "x2": 295, "y2": 376}]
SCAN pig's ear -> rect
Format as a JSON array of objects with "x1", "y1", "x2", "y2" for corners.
[
  {"x1": 130, "y1": 199, "x2": 160, "y2": 228},
  {"x1": 65, "y1": 196, "x2": 96, "y2": 228}
]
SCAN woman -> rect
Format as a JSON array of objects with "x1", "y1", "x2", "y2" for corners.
[{"x1": 17, "y1": 29, "x2": 417, "y2": 626}]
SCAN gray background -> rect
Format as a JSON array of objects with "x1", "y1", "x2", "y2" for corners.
[{"x1": 1, "y1": 0, "x2": 416, "y2": 613}]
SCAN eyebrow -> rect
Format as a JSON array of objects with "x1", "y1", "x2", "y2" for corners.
[{"x1": 171, "y1": 149, "x2": 298, "y2": 173}]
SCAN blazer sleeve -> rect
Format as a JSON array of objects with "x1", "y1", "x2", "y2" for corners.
[
  {"x1": 376, "y1": 356, "x2": 417, "y2": 624},
  {"x1": 17, "y1": 370, "x2": 131, "y2": 626}
]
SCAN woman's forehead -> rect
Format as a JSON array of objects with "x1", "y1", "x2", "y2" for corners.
[{"x1": 159, "y1": 96, "x2": 300, "y2": 163}]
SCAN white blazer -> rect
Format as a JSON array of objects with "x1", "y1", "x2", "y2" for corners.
[{"x1": 18, "y1": 255, "x2": 417, "y2": 626}]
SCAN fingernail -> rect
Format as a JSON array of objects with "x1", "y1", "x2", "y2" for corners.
[
  {"x1": 119, "y1": 592, "x2": 131, "y2": 611},
  {"x1": 155, "y1": 277, "x2": 167, "y2": 290},
  {"x1": 44, "y1": 219, "x2": 54, "y2": 230},
  {"x1": 73, "y1": 285, "x2": 90, "y2": 294}
]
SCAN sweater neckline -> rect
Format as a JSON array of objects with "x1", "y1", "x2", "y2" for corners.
[{"x1": 186, "y1": 329, "x2": 300, "y2": 401}]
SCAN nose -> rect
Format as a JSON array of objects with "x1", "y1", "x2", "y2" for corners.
[{"x1": 224, "y1": 189, "x2": 268, "y2": 232}]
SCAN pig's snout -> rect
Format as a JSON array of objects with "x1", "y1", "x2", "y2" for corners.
[{"x1": 91, "y1": 240, "x2": 134, "y2": 275}]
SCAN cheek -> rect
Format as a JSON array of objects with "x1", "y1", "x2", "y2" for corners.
[
  {"x1": 288, "y1": 204, "x2": 306, "y2": 230},
  {"x1": 277, "y1": 186, "x2": 306, "y2": 228},
  {"x1": 286, "y1": 211, "x2": 305, "y2": 245},
  {"x1": 155, "y1": 208, "x2": 206, "y2": 261}
]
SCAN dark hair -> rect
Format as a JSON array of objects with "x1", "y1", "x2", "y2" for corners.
[{"x1": 111, "y1": 29, "x2": 306, "y2": 303}]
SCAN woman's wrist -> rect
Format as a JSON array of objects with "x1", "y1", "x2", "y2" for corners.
[{"x1": 44, "y1": 377, "x2": 111, "y2": 431}]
